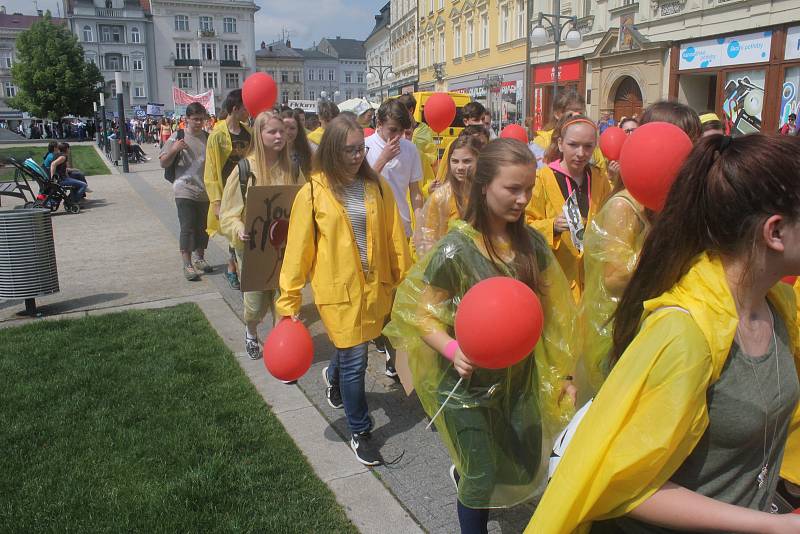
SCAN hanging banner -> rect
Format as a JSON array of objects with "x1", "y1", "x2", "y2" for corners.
[
  {"x1": 679, "y1": 31, "x2": 772, "y2": 70},
  {"x1": 132, "y1": 105, "x2": 147, "y2": 118},
  {"x1": 287, "y1": 100, "x2": 318, "y2": 113},
  {"x1": 172, "y1": 87, "x2": 215, "y2": 116},
  {"x1": 146, "y1": 102, "x2": 165, "y2": 116}
]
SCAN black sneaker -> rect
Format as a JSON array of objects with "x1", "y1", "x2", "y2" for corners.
[
  {"x1": 350, "y1": 432, "x2": 382, "y2": 466},
  {"x1": 385, "y1": 352, "x2": 398, "y2": 378},
  {"x1": 373, "y1": 337, "x2": 387, "y2": 354},
  {"x1": 245, "y1": 334, "x2": 262, "y2": 360},
  {"x1": 322, "y1": 366, "x2": 343, "y2": 409}
]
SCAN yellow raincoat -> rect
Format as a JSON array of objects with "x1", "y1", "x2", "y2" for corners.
[
  {"x1": 203, "y1": 120, "x2": 251, "y2": 236},
  {"x1": 413, "y1": 181, "x2": 461, "y2": 257},
  {"x1": 412, "y1": 123, "x2": 438, "y2": 198},
  {"x1": 533, "y1": 129, "x2": 607, "y2": 175},
  {"x1": 384, "y1": 220, "x2": 577, "y2": 508},
  {"x1": 276, "y1": 172, "x2": 412, "y2": 348},
  {"x1": 525, "y1": 165, "x2": 612, "y2": 301},
  {"x1": 307, "y1": 127, "x2": 324, "y2": 146},
  {"x1": 525, "y1": 252, "x2": 800, "y2": 534},
  {"x1": 578, "y1": 191, "x2": 649, "y2": 400}
]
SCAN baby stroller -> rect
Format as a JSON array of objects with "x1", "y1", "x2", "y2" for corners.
[{"x1": 16, "y1": 157, "x2": 81, "y2": 214}]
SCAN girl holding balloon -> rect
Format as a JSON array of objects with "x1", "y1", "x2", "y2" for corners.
[
  {"x1": 525, "y1": 115, "x2": 612, "y2": 301},
  {"x1": 385, "y1": 139, "x2": 577, "y2": 534},
  {"x1": 527, "y1": 133, "x2": 800, "y2": 534},
  {"x1": 414, "y1": 135, "x2": 485, "y2": 256},
  {"x1": 276, "y1": 115, "x2": 411, "y2": 466},
  {"x1": 579, "y1": 101, "x2": 701, "y2": 398},
  {"x1": 219, "y1": 110, "x2": 304, "y2": 360}
]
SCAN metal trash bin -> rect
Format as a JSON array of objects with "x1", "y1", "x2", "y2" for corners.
[
  {"x1": 0, "y1": 208, "x2": 59, "y2": 315},
  {"x1": 110, "y1": 140, "x2": 120, "y2": 163}
]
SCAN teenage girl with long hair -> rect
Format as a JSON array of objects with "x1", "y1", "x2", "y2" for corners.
[
  {"x1": 280, "y1": 108, "x2": 312, "y2": 178},
  {"x1": 414, "y1": 135, "x2": 484, "y2": 256},
  {"x1": 527, "y1": 133, "x2": 800, "y2": 534},
  {"x1": 219, "y1": 111, "x2": 304, "y2": 360},
  {"x1": 525, "y1": 114, "x2": 612, "y2": 301},
  {"x1": 276, "y1": 115, "x2": 411, "y2": 466},
  {"x1": 578, "y1": 101, "x2": 702, "y2": 398},
  {"x1": 386, "y1": 139, "x2": 577, "y2": 534}
]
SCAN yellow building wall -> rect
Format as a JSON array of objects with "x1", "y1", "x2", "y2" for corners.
[{"x1": 418, "y1": 0, "x2": 528, "y2": 89}]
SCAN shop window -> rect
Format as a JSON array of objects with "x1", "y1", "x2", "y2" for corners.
[
  {"x1": 779, "y1": 66, "x2": 800, "y2": 129},
  {"x1": 722, "y1": 69, "x2": 765, "y2": 136}
]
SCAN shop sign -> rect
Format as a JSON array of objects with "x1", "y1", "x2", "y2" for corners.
[
  {"x1": 786, "y1": 26, "x2": 800, "y2": 61},
  {"x1": 287, "y1": 100, "x2": 318, "y2": 113},
  {"x1": 533, "y1": 59, "x2": 582, "y2": 85},
  {"x1": 452, "y1": 80, "x2": 519, "y2": 99},
  {"x1": 401, "y1": 84, "x2": 416, "y2": 94},
  {"x1": 679, "y1": 31, "x2": 772, "y2": 70}
]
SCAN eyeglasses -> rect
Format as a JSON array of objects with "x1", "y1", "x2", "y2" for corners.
[
  {"x1": 623, "y1": 127, "x2": 637, "y2": 134},
  {"x1": 344, "y1": 144, "x2": 369, "y2": 158}
]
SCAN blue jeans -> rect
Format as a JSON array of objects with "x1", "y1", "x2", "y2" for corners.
[
  {"x1": 327, "y1": 342, "x2": 371, "y2": 435},
  {"x1": 59, "y1": 177, "x2": 87, "y2": 204}
]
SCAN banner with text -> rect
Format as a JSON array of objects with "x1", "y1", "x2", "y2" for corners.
[{"x1": 171, "y1": 88, "x2": 216, "y2": 116}]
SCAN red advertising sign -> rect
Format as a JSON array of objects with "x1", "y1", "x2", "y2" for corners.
[{"x1": 533, "y1": 59, "x2": 582, "y2": 85}]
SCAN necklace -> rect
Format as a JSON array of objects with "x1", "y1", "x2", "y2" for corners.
[{"x1": 734, "y1": 306, "x2": 781, "y2": 489}]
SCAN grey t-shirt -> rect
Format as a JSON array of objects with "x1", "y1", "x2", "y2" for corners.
[
  {"x1": 593, "y1": 306, "x2": 799, "y2": 534},
  {"x1": 340, "y1": 179, "x2": 368, "y2": 272},
  {"x1": 161, "y1": 130, "x2": 208, "y2": 201}
]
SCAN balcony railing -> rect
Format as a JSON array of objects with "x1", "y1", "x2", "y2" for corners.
[
  {"x1": 174, "y1": 59, "x2": 201, "y2": 67},
  {"x1": 220, "y1": 59, "x2": 241, "y2": 67},
  {"x1": 198, "y1": 29, "x2": 215, "y2": 38},
  {"x1": 96, "y1": 8, "x2": 123, "y2": 17}
]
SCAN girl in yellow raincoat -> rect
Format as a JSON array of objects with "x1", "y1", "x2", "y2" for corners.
[
  {"x1": 276, "y1": 115, "x2": 411, "y2": 466},
  {"x1": 525, "y1": 115, "x2": 612, "y2": 302},
  {"x1": 527, "y1": 133, "x2": 800, "y2": 533},
  {"x1": 413, "y1": 135, "x2": 484, "y2": 257},
  {"x1": 579, "y1": 101, "x2": 702, "y2": 399},
  {"x1": 385, "y1": 139, "x2": 577, "y2": 534},
  {"x1": 219, "y1": 111, "x2": 304, "y2": 360}
]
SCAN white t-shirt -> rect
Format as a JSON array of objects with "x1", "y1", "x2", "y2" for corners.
[{"x1": 365, "y1": 133, "x2": 422, "y2": 236}]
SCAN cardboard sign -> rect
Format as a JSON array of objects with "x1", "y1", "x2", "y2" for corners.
[
  {"x1": 563, "y1": 191, "x2": 585, "y2": 253},
  {"x1": 395, "y1": 350, "x2": 415, "y2": 396},
  {"x1": 241, "y1": 184, "x2": 302, "y2": 292}
]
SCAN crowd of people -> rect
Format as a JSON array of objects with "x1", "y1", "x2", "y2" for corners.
[{"x1": 157, "y1": 87, "x2": 800, "y2": 534}]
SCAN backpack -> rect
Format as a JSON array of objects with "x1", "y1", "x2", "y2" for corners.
[
  {"x1": 237, "y1": 158, "x2": 255, "y2": 201},
  {"x1": 164, "y1": 129, "x2": 208, "y2": 183}
]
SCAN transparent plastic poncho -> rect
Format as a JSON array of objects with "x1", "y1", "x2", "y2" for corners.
[
  {"x1": 578, "y1": 192, "x2": 649, "y2": 401},
  {"x1": 413, "y1": 181, "x2": 460, "y2": 258},
  {"x1": 384, "y1": 220, "x2": 577, "y2": 509}
]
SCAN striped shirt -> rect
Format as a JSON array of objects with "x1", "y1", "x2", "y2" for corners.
[{"x1": 341, "y1": 178, "x2": 368, "y2": 272}]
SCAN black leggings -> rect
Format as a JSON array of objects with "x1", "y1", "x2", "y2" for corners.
[{"x1": 175, "y1": 198, "x2": 209, "y2": 253}]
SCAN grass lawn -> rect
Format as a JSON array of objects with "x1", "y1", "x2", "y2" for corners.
[
  {"x1": 0, "y1": 304, "x2": 357, "y2": 533},
  {"x1": 0, "y1": 145, "x2": 109, "y2": 182}
]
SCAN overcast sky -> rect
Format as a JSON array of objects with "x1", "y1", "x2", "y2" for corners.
[{"x1": 1, "y1": 0, "x2": 379, "y2": 49}]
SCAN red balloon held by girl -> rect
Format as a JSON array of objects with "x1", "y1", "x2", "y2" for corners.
[
  {"x1": 500, "y1": 124, "x2": 529, "y2": 144},
  {"x1": 782, "y1": 275, "x2": 797, "y2": 285},
  {"x1": 454, "y1": 277, "x2": 544, "y2": 369},
  {"x1": 619, "y1": 122, "x2": 693, "y2": 212},
  {"x1": 242, "y1": 73, "x2": 278, "y2": 117},
  {"x1": 423, "y1": 93, "x2": 457, "y2": 133},
  {"x1": 364, "y1": 127, "x2": 375, "y2": 137},
  {"x1": 598, "y1": 126, "x2": 627, "y2": 161},
  {"x1": 263, "y1": 318, "x2": 314, "y2": 382}
]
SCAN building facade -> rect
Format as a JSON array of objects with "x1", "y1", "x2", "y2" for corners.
[
  {"x1": 389, "y1": 0, "x2": 418, "y2": 96},
  {"x1": 298, "y1": 48, "x2": 340, "y2": 102},
  {"x1": 418, "y1": 0, "x2": 528, "y2": 129},
  {"x1": 255, "y1": 40, "x2": 305, "y2": 106},
  {"x1": 66, "y1": 0, "x2": 155, "y2": 112},
  {"x1": 0, "y1": 12, "x2": 67, "y2": 126},
  {"x1": 365, "y1": 2, "x2": 391, "y2": 101},
  {"x1": 317, "y1": 37, "x2": 367, "y2": 102},
  {"x1": 527, "y1": 0, "x2": 800, "y2": 134},
  {"x1": 149, "y1": 0, "x2": 258, "y2": 114}
]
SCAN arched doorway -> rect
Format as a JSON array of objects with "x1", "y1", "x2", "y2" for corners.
[{"x1": 613, "y1": 76, "x2": 643, "y2": 121}]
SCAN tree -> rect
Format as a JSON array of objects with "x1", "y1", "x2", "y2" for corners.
[{"x1": 9, "y1": 13, "x2": 104, "y2": 119}]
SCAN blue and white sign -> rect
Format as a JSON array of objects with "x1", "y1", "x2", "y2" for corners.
[
  {"x1": 785, "y1": 26, "x2": 800, "y2": 61},
  {"x1": 679, "y1": 31, "x2": 772, "y2": 70}
]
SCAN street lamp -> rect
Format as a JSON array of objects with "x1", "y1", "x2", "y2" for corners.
[
  {"x1": 320, "y1": 89, "x2": 340, "y2": 102},
  {"x1": 366, "y1": 63, "x2": 395, "y2": 103},
  {"x1": 528, "y1": 0, "x2": 582, "y2": 113}
]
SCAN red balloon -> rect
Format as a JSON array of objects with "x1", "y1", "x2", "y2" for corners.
[
  {"x1": 599, "y1": 126, "x2": 627, "y2": 161},
  {"x1": 500, "y1": 124, "x2": 528, "y2": 144},
  {"x1": 364, "y1": 127, "x2": 375, "y2": 137},
  {"x1": 423, "y1": 93, "x2": 456, "y2": 133},
  {"x1": 619, "y1": 122, "x2": 693, "y2": 212},
  {"x1": 268, "y1": 219, "x2": 289, "y2": 248},
  {"x1": 242, "y1": 73, "x2": 277, "y2": 117},
  {"x1": 263, "y1": 318, "x2": 314, "y2": 382},
  {"x1": 782, "y1": 275, "x2": 798, "y2": 285},
  {"x1": 454, "y1": 277, "x2": 544, "y2": 369}
]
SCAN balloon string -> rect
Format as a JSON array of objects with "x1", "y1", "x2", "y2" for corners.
[{"x1": 425, "y1": 377, "x2": 463, "y2": 430}]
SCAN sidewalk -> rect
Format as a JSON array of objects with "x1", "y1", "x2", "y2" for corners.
[{"x1": 0, "y1": 142, "x2": 537, "y2": 533}]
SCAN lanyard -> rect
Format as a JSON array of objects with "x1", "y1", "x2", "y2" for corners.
[{"x1": 550, "y1": 160, "x2": 591, "y2": 208}]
